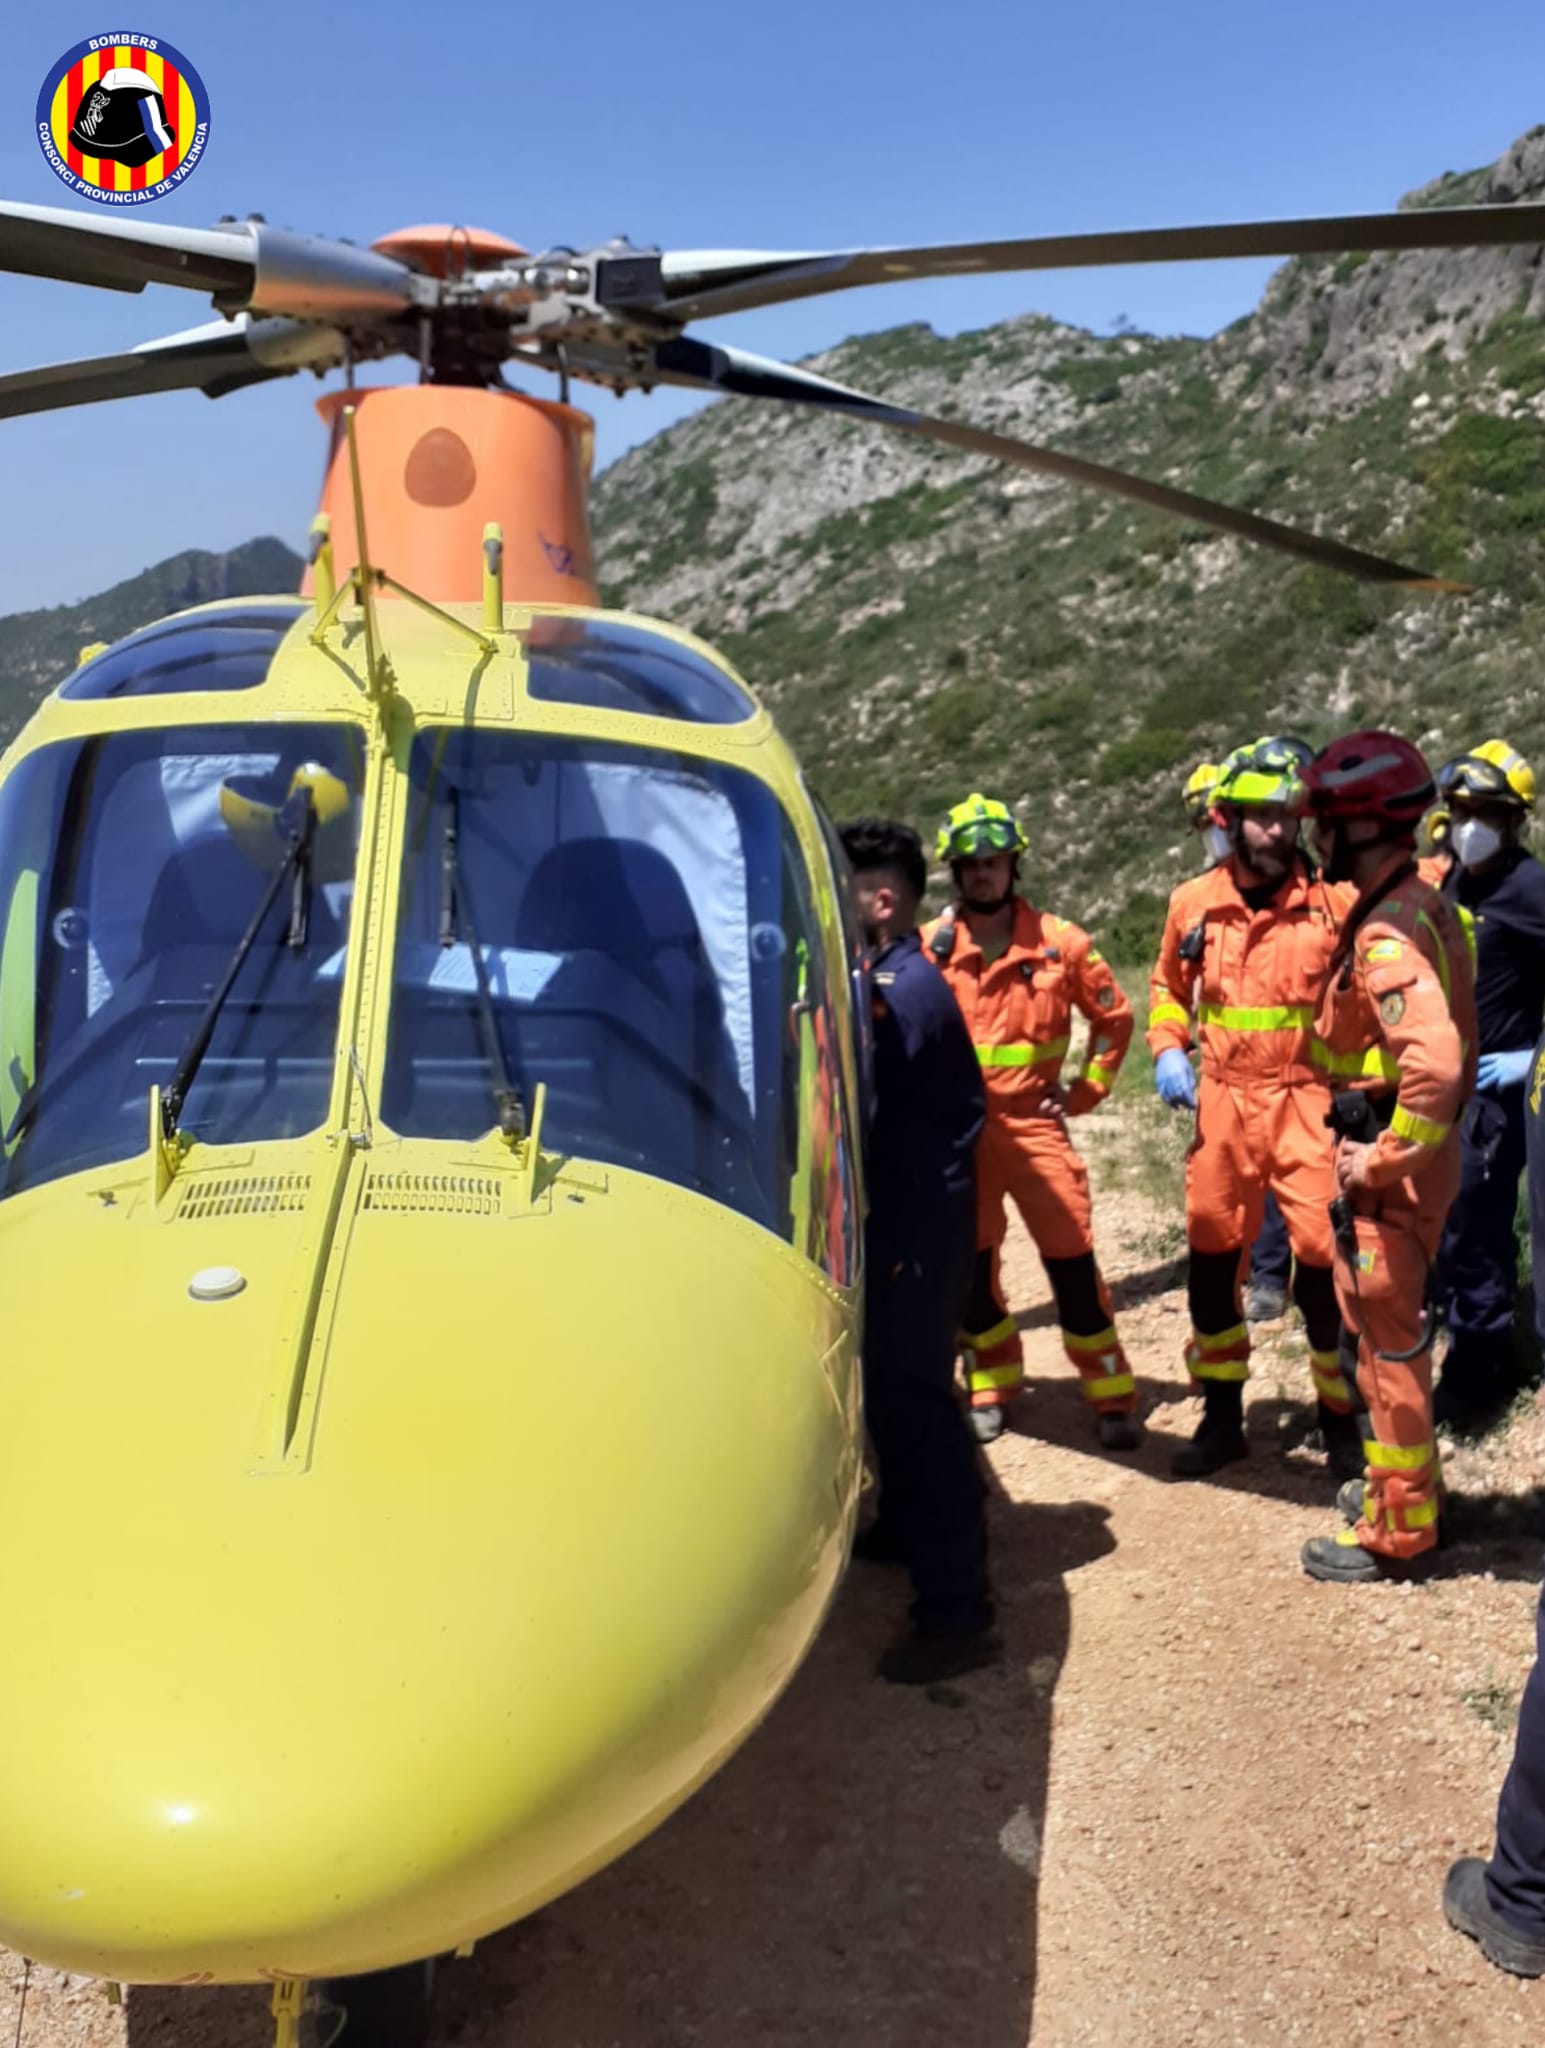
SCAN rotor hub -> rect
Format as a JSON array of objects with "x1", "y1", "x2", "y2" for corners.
[{"x1": 369, "y1": 224, "x2": 529, "y2": 278}]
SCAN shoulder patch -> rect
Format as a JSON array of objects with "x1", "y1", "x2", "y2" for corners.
[
  {"x1": 1379, "y1": 991, "x2": 1406, "y2": 1027},
  {"x1": 1366, "y1": 939, "x2": 1403, "y2": 962},
  {"x1": 1088, "y1": 947, "x2": 1105, "y2": 965}
]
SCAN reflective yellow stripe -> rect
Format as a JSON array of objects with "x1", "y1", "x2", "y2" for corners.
[
  {"x1": 1149, "y1": 1001, "x2": 1190, "y2": 1029},
  {"x1": 1076, "y1": 1065, "x2": 1113, "y2": 1091},
  {"x1": 1363, "y1": 1438, "x2": 1434, "y2": 1471},
  {"x1": 1391, "y1": 1104, "x2": 1448, "y2": 1147},
  {"x1": 962, "y1": 1315, "x2": 1017, "y2": 1353},
  {"x1": 1397, "y1": 1498, "x2": 1440, "y2": 1530},
  {"x1": 977, "y1": 1037, "x2": 1070, "y2": 1068},
  {"x1": 1194, "y1": 1322, "x2": 1248, "y2": 1354},
  {"x1": 1064, "y1": 1325, "x2": 1120, "y2": 1355},
  {"x1": 1190, "y1": 1357, "x2": 1249, "y2": 1383},
  {"x1": 1311, "y1": 1041, "x2": 1403, "y2": 1083},
  {"x1": 968, "y1": 1360, "x2": 1023, "y2": 1394},
  {"x1": 1198, "y1": 1003, "x2": 1314, "y2": 1032},
  {"x1": 1311, "y1": 1363, "x2": 1354, "y2": 1402},
  {"x1": 1082, "y1": 1372, "x2": 1136, "y2": 1400}
]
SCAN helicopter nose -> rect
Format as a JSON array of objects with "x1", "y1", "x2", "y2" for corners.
[{"x1": 0, "y1": 1169, "x2": 858, "y2": 1981}]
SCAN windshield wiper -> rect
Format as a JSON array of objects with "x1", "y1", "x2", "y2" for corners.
[
  {"x1": 440, "y1": 791, "x2": 525, "y2": 1143},
  {"x1": 159, "y1": 785, "x2": 317, "y2": 1141}
]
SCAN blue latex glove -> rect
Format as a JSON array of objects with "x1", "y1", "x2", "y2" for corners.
[
  {"x1": 1476, "y1": 1048, "x2": 1533, "y2": 1092},
  {"x1": 1155, "y1": 1048, "x2": 1198, "y2": 1110}
]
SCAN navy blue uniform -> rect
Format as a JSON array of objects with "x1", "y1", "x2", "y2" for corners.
[
  {"x1": 863, "y1": 932, "x2": 991, "y2": 1624},
  {"x1": 1250, "y1": 1189, "x2": 1292, "y2": 1295},
  {"x1": 1486, "y1": 1587, "x2": 1545, "y2": 1942},
  {"x1": 1482, "y1": 1030, "x2": 1545, "y2": 1939},
  {"x1": 1437, "y1": 849, "x2": 1545, "y2": 1407}
]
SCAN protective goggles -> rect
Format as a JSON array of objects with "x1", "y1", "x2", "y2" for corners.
[
  {"x1": 944, "y1": 817, "x2": 1021, "y2": 857},
  {"x1": 1435, "y1": 753, "x2": 1523, "y2": 805},
  {"x1": 1214, "y1": 737, "x2": 1313, "y2": 809}
]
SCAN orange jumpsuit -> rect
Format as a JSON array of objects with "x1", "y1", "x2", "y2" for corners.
[
  {"x1": 1312, "y1": 858, "x2": 1476, "y2": 1559},
  {"x1": 923, "y1": 899, "x2": 1135, "y2": 1415},
  {"x1": 1147, "y1": 857, "x2": 1355, "y2": 1409}
]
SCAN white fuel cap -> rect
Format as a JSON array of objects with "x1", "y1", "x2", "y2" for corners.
[{"x1": 189, "y1": 1266, "x2": 246, "y2": 1302}]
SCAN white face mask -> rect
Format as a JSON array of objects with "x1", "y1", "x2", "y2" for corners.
[
  {"x1": 1201, "y1": 825, "x2": 1231, "y2": 867},
  {"x1": 1453, "y1": 818, "x2": 1503, "y2": 868}
]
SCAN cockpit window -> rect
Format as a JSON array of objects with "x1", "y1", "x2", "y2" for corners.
[
  {"x1": 0, "y1": 722, "x2": 362, "y2": 1199},
  {"x1": 384, "y1": 731, "x2": 856, "y2": 1272},
  {"x1": 523, "y1": 617, "x2": 755, "y2": 725},
  {"x1": 58, "y1": 603, "x2": 305, "y2": 701}
]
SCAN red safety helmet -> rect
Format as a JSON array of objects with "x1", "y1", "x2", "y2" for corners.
[{"x1": 1299, "y1": 731, "x2": 1435, "y2": 828}]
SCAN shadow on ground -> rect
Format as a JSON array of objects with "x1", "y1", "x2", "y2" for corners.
[
  {"x1": 1005, "y1": 1374, "x2": 1545, "y2": 1583},
  {"x1": 125, "y1": 1498, "x2": 1115, "y2": 2048}
]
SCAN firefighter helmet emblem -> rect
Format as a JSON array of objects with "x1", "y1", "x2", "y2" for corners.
[{"x1": 36, "y1": 36, "x2": 210, "y2": 203}]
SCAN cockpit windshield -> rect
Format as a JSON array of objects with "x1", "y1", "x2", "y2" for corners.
[
  {"x1": 384, "y1": 731, "x2": 857, "y2": 1264},
  {"x1": 0, "y1": 723, "x2": 363, "y2": 1199}
]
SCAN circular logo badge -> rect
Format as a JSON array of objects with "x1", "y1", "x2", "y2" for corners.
[{"x1": 36, "y1": 34, "x2": 209, "y2": 206}]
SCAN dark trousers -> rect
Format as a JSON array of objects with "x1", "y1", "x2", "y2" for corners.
[
  {"x1": 1438, "y1": 1090, "x2": 1529, "y2": 1394},
  {"x1": 1486, "y1": 1572, "x2": 1545, "y2": 1938},
  {"x1": 863, "y1": 1199, "x2": 991, "y2": 1625},
  {"x1": 1528, "y1": 1047, "x2": 1545, "y2": 1352},
  {"x1": 1250, "y1": 1188, "x2": 1292, "y2": 1292}
]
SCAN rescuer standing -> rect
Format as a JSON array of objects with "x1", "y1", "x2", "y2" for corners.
[
  {"x1": 1442, "y1": 1024, "x2": 1545, "y2": 1975},
  {"x1": 1148, "y1": 737, "x2": 1361, "y2": 1478},
  {"x1": 1432, "y1": 741, "x2": 1545, "y2": 1426},
  {"x1": 1299, "y1": 731, "x2": 1476, "y2": 1582},
  {"x1": 924, "y1": 794, "x2": 1139, "y2": 1450},
  {"x1": 1181, "y1": 754, "x2": 1293, "y2": 1324},
  {"x1": 839, "y1": 818, "x2": 998, "y2": 1685}
]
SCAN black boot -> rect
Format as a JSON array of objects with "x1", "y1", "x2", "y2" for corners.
[
  {"x1": 878, "y1": 1603, "x2": 1000, "y2": 1685},
  {"x1": 1171, "y1": 1379, "x2": 1248, "y2": 1477},
  {"x1": 1318, "y1": 1402, "x2": 1366, "y2": 1483},
  {"x1": 1444, "y1": 1858, "x2": 1545, "y2": 1978},
  {"x1": 1434, "y1": 1351, "x2": 1512, "y2": 1432}
]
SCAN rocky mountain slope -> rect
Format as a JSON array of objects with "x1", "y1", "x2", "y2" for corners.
[
  {"x1": 592, "y1": 125, "x2": 1545, "y2": 952},
  {"x1": 0, "y1": 538, "x2": 303, "y2": 748},
  {"x1": 2, "y1": 130, "x2": 1543, "y2": 956}
]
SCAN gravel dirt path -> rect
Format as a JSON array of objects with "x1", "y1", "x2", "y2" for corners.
[{"x1": 6, "y1": 1106, "x2": 1542, "y2": 2047}]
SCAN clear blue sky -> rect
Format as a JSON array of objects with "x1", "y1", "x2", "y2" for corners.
[{"x1": 1, "y1": 0, "x2": 1541, "y2": 613}]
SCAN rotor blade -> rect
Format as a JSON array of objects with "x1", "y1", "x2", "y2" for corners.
[
  {"x1": 0, "y1": 316, "x2": 346, "y2": 421},
  {"x1": 0, "y1": 199, "x2": 254, "y2": 296},
  {"x1": 655, "y1": 203, "x2": 1545, "y2": 320},
  {"x1": 650, "y1": 336, "x2": 1464, "y2": 590},
  {"x1": 0, "y1": 200, "x2": 427, "y2": 319}
]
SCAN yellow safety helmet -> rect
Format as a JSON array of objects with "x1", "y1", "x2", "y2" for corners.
[
  {"x1": 1448, "y1": 738, "x2": 1536, "y2": 811},
  {"x1": 1475, "y1": 739, "x2": 1536, "y2": 808},
  {"x1": 1211, "y1": 734, "x2": 1314, "y2": 809},
  {"x1": 936, "y1": 792, "x2": 1028, "y2": 862},
  {"x1": 1181, "y1": 761, "x2": 1220, "y2": 826}
]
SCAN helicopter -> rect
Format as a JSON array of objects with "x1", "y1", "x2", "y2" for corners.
[{"x1": 0, "y1": 181, "x2": 1543, "y2": 2048}]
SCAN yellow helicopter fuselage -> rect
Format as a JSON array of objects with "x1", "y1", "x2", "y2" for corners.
[{"x1": 0, "y1": 594, "x2": 864, "y2": 1983}]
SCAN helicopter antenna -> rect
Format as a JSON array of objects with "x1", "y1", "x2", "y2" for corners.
[
  {"x1": 341, "y1": 406, "x2": 389, "y2": 702},
  {"x1": 308, "y1": 514, "x2": 335, "y2": 616}
]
